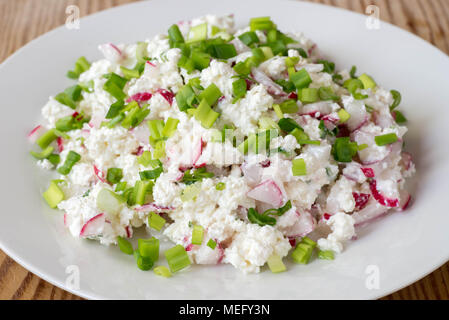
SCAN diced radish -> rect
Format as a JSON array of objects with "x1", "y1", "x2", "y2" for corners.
[
  {"x1": 396, "y1": 189, "x2": 412, "y2": 211},
  {"x1": 342, "y1": 162, "x2": 366, "y2": 183},
  {"x1": 89, "y1": 111, "x2": 105, "y2": 129},
  {"x1": 57, "y1": 137, "x2": 64, "y2": 153},
  {"x1": 251, "y1": 67, "x2": 286, "y2": 96},
  {"x1": 241, "y1": 161, "x2": 263, "y2": 186},
  {"x1": 134, "y1": 203, "x2": 175, "y2": 212},
  {"x1": 373, "y1": 110, "x2": 395, "y2": 129},
  {"x1": 230, "y1": 38, "x2": 250, "y2": 53},
  {"x1": 27, "y1": 125, "x2": 45, "y2": 143},
  {"x1": 175, "y1": 171, "x2": 184, "y2": 181},
  {"x1": 352, "y1": 192, "x2": 371, "y2": 210},
  {"x1": 321, "y1": 112, "x2": 340, "y2": 124},
  {"x1": 342, "y1": 96, "x2": 369, "y2": 131},
  {"x1": 247, "y1": 179, "x2": 284, "y2": 207},
  {"x1": 361, "y1": 167, "x2": 375, "y2": 178},
  {"x1": 289, "y1": 238, "x2": 296, "y2": 247},
  {"x1": 369, "y1": 179, "x2": 399, "y2": 207},
  {"x1": 185, "y1": 243, "x2": 194, "y2": 251},
  {"x1": 146, "y1": 60, "x2": 156, "y2": 67},
  {"x1": 352, "y1": 199, "x2": 388, "y2": 226},
  {"x1": 300, "y1": 101, "x2": 332, "y2": 117},
  {"x1": 401, "y1": 152, "x2": 413, "y2": 171},
  {"x1": 288, "y1": 92, "x2": 298, "y2": 100},
  {"x1": 126, "y1": 92, "x2": 152, "y2": 103},
  {"x1": 98, "y1": 43, "x2": 122, "y2": 62},
  {"x1": 192, "y1": 138, "x2": 204, "y2": 166},
  {"x1": 323, "y1": 213, "x2": 332, "y2": 220},
  {"x1": 93, "y1": 165, "x2": 107, "y2": 184},
  {"x1": 352, "y1": 129, "x2": 392, "y2": 165},
  {"x1": 284, "y1": 210, "x2": 316, "y2": 238},
  {"x1": 157, "y1": 89, "x2": 174, "y2": 106},
  {"x1": 79, "y1": 213, "x2": 105, "y2": 237},
  {"x1": 131, "y1": 124, "x2": 150, "y2": 145}
]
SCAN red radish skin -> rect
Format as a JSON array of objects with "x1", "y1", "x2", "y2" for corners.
[
  {"x1": 251, "y1": 67, "x2": 285, "y2": 96},
  {"x1": 361, "y1": 167, "x2": 375, "y2": 178},
  {"x1": 126, "y1": 92, "x2": 152, "y2": 103},
  {"x1": 289, "y1": 238, "x2": 296, "y2": 247},
  {"x1": 157, "y1": 89, "x2": 174, "y2": 106},
  {"x1": 247, "y1": 179, "x2": 284, "y2": 207},
  {"x1": 57, "y1": 137, "x2": 64, "y2": 153},
  {"x1": 79, "y1": 213, "x2": 105, "y2": 237},
  {"x1": 308, "y1": 44, "x2": 317, "y2": 56},
  {"x1": 134, "y1": 203, "x2": 175, "y2": 212},
  {"x1": 369, "y1": 180, "x2": 399, "y2": 207},
  {"x1": 125, "y1": 225, "x2": 133, "y2": 238},
  {"x1": 28, "y1": 125, "x2": 45, "y2": 143},
  {"x1": 353, "y1": 192, "x2": 371, "y2": 210},
  {"x1": 99, "y1": 43, "x2": 122, "y2": 62},
  {"x1": 401, "y1": 152, "x2": 413, "y2": 171},
  {"x1": 93, "y1": 165, "x2": 107, "y2": 184},
  {"x1": 192, "y1": 138, "x2": 204, "y2": 167},
  {"x1": 323, "y1": 213, "x2": 331, "y2": 220},
  {"x1": 146, "y1": 61, "x2": 156, "y2": 67}
]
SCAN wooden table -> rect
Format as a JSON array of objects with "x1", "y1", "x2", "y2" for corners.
[{"x1": 1, "y1": 0, "x2": 448, "y2": 300}]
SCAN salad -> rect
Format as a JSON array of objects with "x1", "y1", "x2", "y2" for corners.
[{"x1": 28, "y1": 15, "x2": 414, "y2": 275}]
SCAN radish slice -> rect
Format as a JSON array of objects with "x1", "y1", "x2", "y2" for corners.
[
  {"x1": 369, "y1": 179, "x2": 399, "y2": 207},
  {"x1": 251, "y1": 67, "x2": 285, "y2": 96},
  {"x1": 79, "y1": 213, "x2": 105, "y2": 237},
  {"x1": 307, "y1": 44, "x2": 317, "y2": 56},
  {"x1": 125, "y1": 225, "x2": 133, "y2": 238},
  {"x1": 352, "y1": 192, "x2": 371, "y2": 210},
  {"x1": 342, "y1": 162, "x2": 366, "y2": 183},
  {"x1": 397, "y1": 189, "x2": 412, "y2": 211},
  {"x1": 28, "y1": 125, "x2": 45, "y2": 143},
  {"x1": 126, "y1": 92, "x2": 152, "y2": 103},
  {"x1": 134, "y1": 203, "x2": 174, "y2": 212},
  {"x1": 401, "y1": 152, "x2": 413, "y2": 171},
  {"x1": 352, "y1": 200, "x2": 388, "y2": 226},
  {"x1": 284, "y1": 210, "x2": 316, "y2": 238},
  {"x1": 373, "y1": 110, "x2": 395, "y2": 129},
  {"x1": 352, "y1": 129, "x2": 392, "y2": 165},
  {"x1": 341, "y1": 96, "x2": 369, "y2": 131},
  {"x1": 93, "y1": 165, "x2": 107, "y2": 184},
  {"x1": 192, "y1": 138, "x2": 204, "y2": 166},
  {"x1": 241, "y1": 161, "x2": 263, "y2": 186},
  {"x1": 300, "y1": 101, "x2": 333, "y2": 117},
  {"x1": 89, "y1": 111, "x2": 105, "y2": 129},
  {"x1": 157, "y1": 89, "x2": 174, "y2": 106},
  {"x1": 98, "y1": 43, "x2": 122, "y2": 62},
  {"x1": 247, "y1": 179, "x2": 284, "y2": 207},
  {"x1": 230, "y1": 38, "x2": 250, "y2": 53},
  {"x1": 361, "y1": 167, "x2": 375, "y2": 178},
  {"x1": 132, "y1": 124, "x2": 150, "y2": 145}
]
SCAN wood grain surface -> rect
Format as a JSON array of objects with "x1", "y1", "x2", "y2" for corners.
[{"x1": 0, "y1": 0, "x2": 448, "y2": 300}]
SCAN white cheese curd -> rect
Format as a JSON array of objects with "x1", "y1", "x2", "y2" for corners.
[{"x1": 32, "y1": 14, "x2": 414, "y2": 275}]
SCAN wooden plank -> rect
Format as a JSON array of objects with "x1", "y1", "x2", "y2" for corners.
[{"x1": 0, "y1": 0, "x2": 447, "y2": 300}]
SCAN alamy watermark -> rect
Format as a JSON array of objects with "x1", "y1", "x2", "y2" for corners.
[
  {"x1": 65, "y1": 5, "x2": 80, "y2": 30},
  {"x1": 366, "y1": 5, "x2": 381, "y2": 30},
  {"x1": 65, "y1": 265, "x2": 80, "y2": 291},
  {"x1": 365, "y1": 264, "x2": 380, "y2": 290}
]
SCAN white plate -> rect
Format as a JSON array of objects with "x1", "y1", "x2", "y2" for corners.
[{"x1": 0, "y1": 0, "x2": 448, "y2": 300}]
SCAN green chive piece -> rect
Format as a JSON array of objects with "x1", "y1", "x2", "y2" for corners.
[
  {"x1": 267, "y1": 254, "x2": 287, "y2": 273},
  {"x1": 278, "y1": 118, "x2": 301, "y2": 132},
  {"x1": 300, "y1": 88, "x2": 319, "y2": 103},
  {"x1": 292, "y1": 158, "x2": 307, "y2": 176},
  {"x1": 273, "y1": 104, "x2": 284, "y2": 119},
  {"x1": 168, "y1": 24, "x2": 185, "y2": 45},
  {"x1": 319, "y1": 86, "x2": 339, "y2": 101},
  {"x1": 154, "y1": 265, "x2": 172, "y2": 278},
  {"x1": 139, "y1": 167, "x2": 163, "y2": 181},
  {"x1": 279, "y1": 99, "x2": 299, "y2": 114},
  {"x1": 207, "y1": 239, "x2": 217, "y2": 250},
  {"x1": 318, "y1": 250, "x2": 335, "y2": 260},
  {"x1": 194, "y1": 99, "x2": 220, "y2": 129},
  {"x1": 250, "y1": 17, "x2": 274, "y2": 31},
  {"x1": 134, "y1": 249, "x2": 154, "y2": 271},
  {"x1": 393, "y1": 110, "x2": 407, "y2": 124},
  {"x1": 30, "y1": 145, "x2": 54, "y2": 160},
  {"x1": 291, "y1": 243, "x2": 314, "y2": 264},
  {"x1": 208, "y1": 43, "x2": 237, "y2": 59},
  {"x1": 358, "y1": 73, "x2": 377, "y2": 89},
  {"x1": 67, "y1": 56, "x2": 91, "y2": 79},
  {"x1": 390, "y1": 90, "x2": 402, "y2": 110},
  {"x1": 198, "y1": 83, "x2": 222, "y2": 106},
  {"x1": 191, "y1": 225, "x2": 204, "y2": 245},
  {"x1": 147, "y1": 119, "x2": 165, "y2": 141},
  {"x1": 233, "y1": 61, "x2": 251, "y2": 76},
  {"x1": 106, "y1": 168, "x2": 123, "y2": 184},
  {"x1": 215, "y1": 182, "x2": 226, "y2": 191},
  {"x1": 138, "y1": 237, "x2": 159, "y2": 262},
  {"x1": 43, "y1": 180, "x2": 65, "y2": 208},
  {"x1": 148, "y1": 212, "x2": 166, "y2": 231},
  {"x1": 375, "y1": 133, "x2": 398, "y2": 146},
  {"x1": 162, "y1": 117, "x2": 179, "y2": 138},
  {"x1": 134, "y1": 180, "x2": 153, "y2": 205},
  {"x1": 187, "y1": 23, "x2": 207, "y2": 43},
  {"x1": 175, "y1": 85, "x2": 197, "y2": 112},
  {"x1": 117, "y1": 236, "x2": 133, "y2": 255},
  {"x1": 120, "y1": 66, "x2": 140, "y2": 80},
  {"x1": 332, "y1": 137, "x2": 358, "y2": 162},
  {"x1": 290, "y1": 69, "x2": 312, "y2": 89},
  {"x1": 238, "y1": 31, "x2": 260, "y2": 46},
  {"x1": 36, "y1": 129, "x2": 58, "y2": 149},
  {"x1": 164, "y1": 244, "x2": 191, "y2": 273},
  {"x1": 232, "y1": 78, "x2": 247, "y2": 101},
  {"x1": 337, "y1": 109, "x2": 351, "y2": 123},
  {"x1": 96, "y1": 188, "x2": 125, "y2": 215},
  {"x1": 57, "y1": 151, "x2": 81, "y2": 175},
  {"x1": 103, "y1": 73, "x2": 127, "y2": 100}
]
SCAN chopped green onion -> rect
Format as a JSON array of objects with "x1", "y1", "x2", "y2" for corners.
[
  {"x1": 350, "y1": 65, "x2": 357, "y2": 78},
  {"x1": 190, "y1": 50, "x2": 211, "y2": 70},
  {"x1": 332, "y1": 137, "x2": 358, "y2": 162},
  {"x1": 285, "y1": 56, "x2": 299, "y2": 68},
  {"x1": 208, "y1": 43, "x2": 237, "y2": 59},
  {"x1": 187, "y1": 23, "x2": 207, "y2": 43},
  {"x1": 147, "y1": 119, "x2": 165, "y2": 141},
  {"x1": 250, "y1": 17, "x2": 274, "y2": 31},
  {"x1": 357, "y1": 143, "x2": 368, "y2": 151},
  {"x1": 260, "y1": 46, "x2": 274, "y2": 60},
  {"x1": 138, "y1": 237, "x2": 159, "y2": 262},
  {"x1": 134, "y1": 180, "x2": 153, "y2": 205},
  {"x1": 290, "y1": 69, "x2": 312, "y2": 89},
  {"x1": 117, "y1": 236, "x2": 133, "y2": 255},
  {"x1": 337, "y1": 109, "x2": 351, "y2": 123},
  {"x1": 153, "y1": 265, "x2": 171, "y2": 278},
  {"x1": 238, "y1": 31, "x2": 260, "y2": 46},
  {"x1": 191, "y1": 225, "x2": 204, "y2": 245},
  {"x1": 390, "y1": 90, "x2": 402, "y2": 110},
  {"x1": 319, "y1": 86, "x2": 339, "y2": 101},
  {"x1": 393, "y1": 110, "x2": 407, "y2": 124},
  {"x1": 278, "y1": 118, "x2": 301, "y2": 132},
  {"x1": 291, "y1": 243, "x2": 314, "y2": 264},
  {"x1": 115, "y1": 181, "x2": 127, "y2": 192},
  {"x1": 318, "y1": 250, "x2": 335, "y2": 260},
  {"x1": 266, "y1": 40, "x2": 287, "y2": 56},
  {"x1": 168, "y1": 24, "x2": 185, "y2": 45},
  {"x1": 247, "y1": 207, "x2": 276, "y2": 226},
  {"x1": 43, "y1": 180, "x2": 64, "y2": 208},
  {"x1": 180, "y1": 183, "x2": 202, "y2": 202},
  {"x1": 103, "y1": 73, "x2": 127, "y2": 100},
  {"x1": 290, "y1": 127, "x2": 309, "y2": 144},
  {"x1": 96, "y1": 188, "x2": 125, "y2": 215},
  {"x1": 273, "y1": 104, "x2": 284, "y2": 119},
  {"x1": 292, "y1": 158, "x2": 307, "y2": 176},
  {"x1": 275, "y1": 79, "x2": 295, "y2": 93},
  {"x1": 181, "y1": 167, "x2": 214, "y2": 185},
  {"x1": 317, "y1": 60, "x2": 335, "y2": 74},
  {"x1": 358, "y1": 73, "x2": 377, "y2": 89},
  {"x1": 301, "y1": 236, "x2": 317, "y2": 248},
  {"x1": 148, "y1": 212, "x2": 166, "y2": 231},
  {"x1": 137, "y1": 151, "x2": 152, "y2": 167},
  {"x1": 199, "y1": 83, "x2": 222, "y2": 106},
  {"x1": 160, "y1": 117, "x2": 179, "y2": 138},
  {"x1": 294, "y1": 47, "x2": 308, "y2": 58},
  {"x1": 374, "y1": 133, "x2": 398, "y2": 146},
  {"x1": 57, "y1": 150, "x2": 81, "y2": 175},
  {"x1": 232, "y1": 78, "x2": 247, "y2": 102},
  {"x1": 106, "y1": 168, "x2": 123, "y2": 184},
  {"x1": 164, "y1": 244, "x2": 191, "y2": 273},
  {"x1": 267, "y1": 254, "x2": 286, "y2": 273},
  {"x1": 258, "y1": 117, "x2": 279, "y2": 130},
  {"x1": 176, "y1": 85, "x2": 198, "y2": 112},
  {"x1": 279, "y1": 99, "x2": 299, "y2": 114},
  {"x1": 134, "y1": 249, "x2": 154, "y2": 271},
  {"x1": 152, "y1": 140, "x2": 166, "y2": 159},
  {"x1": 120, "y1": 66, "x2": 140, "y2": 80},
  {"x1": 233, "y1": 61, "x2": 251, "y2": 76},
  {"x1": 67, "y1": 56, "x2": 91, "y2": 79},
  {"x1": 215, "y1": 182, "x2": 226, "y2": 191},
  {"x1": 30, "y1": 145, "x2": 54, "y2": 160},
  {"x1": 300, "y1": 88, "x2": 319, "y2": 103},
  {"x1": 194, "y1": 99, "x2": 220, "y2": 129},
  {"x1": 207, "y1": 239, "x2": 217, "y2": 250},
  {"x1": 47, "y1": 154, "x2": 61, "y2": 166}
]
